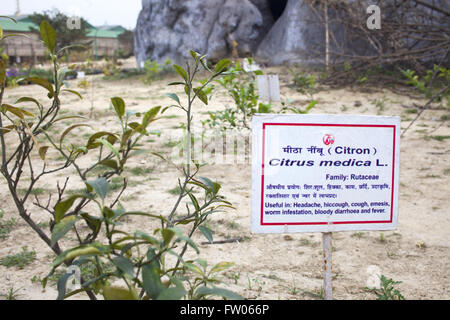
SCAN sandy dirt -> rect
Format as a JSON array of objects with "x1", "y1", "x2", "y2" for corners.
[{"x1": 0, "y1": 60, "x2": 449, "y2": 300}]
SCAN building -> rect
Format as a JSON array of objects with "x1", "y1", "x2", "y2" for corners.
[
  {"x1": 87, "y1": 25, "x2": 133, "y2": 58},
  {"x1": 0, "y1": 15, "x2": 133, "y2": 63},
  {"x1": 0, "y1": 15, "x2": 46, "y2": 64}
]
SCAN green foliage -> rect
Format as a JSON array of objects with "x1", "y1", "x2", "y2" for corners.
[
  {"x1": 142, "y1": 59, "x2": 173, "y2": 84},
  {"x1": 401, "y1": 65, "x2": 450, "y2": 107},
  {"x1": 0, "y1": 287, "x2": 23, "y2": 300},
  {"x1": 1, "y1": 22, "x2": 240, "y2": 300},
  {"x1": 0, "y1": 246, "x2": 36, "y2": 269},
  {"x1": 289, "y1": 66, "x2": 317, "y2": 98},
  {"x1": 205, "y1": 60, "x2": 270, "y2": 130},
  {"x1": 369, "y1": 275, "x2": 405, "y2": 300},
  {"x1": 281, "y1": 100, "x2": 317, "y2": 114},
  {"x1": 183, "y1": 259, "x2": 240, "y2": 300},
  {"x1": 1, "y1": 19, "x2": 240, "y2": 301},
  {"x1": 0, "y1": 209, "x2": 16, "y2": 240}
]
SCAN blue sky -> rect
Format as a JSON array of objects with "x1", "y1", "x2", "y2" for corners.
[{"x1": 1, "y1": 0, "x2": 142, "y2": 30}]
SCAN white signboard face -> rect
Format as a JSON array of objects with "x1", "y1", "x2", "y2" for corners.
[
  {"x1": 251, "y1": 114, "x2": 400, "y2": 234},
  {"x1": 257, "y1": 75, "x2": 280, "y2": 102}
]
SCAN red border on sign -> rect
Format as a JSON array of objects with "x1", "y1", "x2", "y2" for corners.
[{"x1": 260, "y1": 123, "x2": 396, "y2": 226}]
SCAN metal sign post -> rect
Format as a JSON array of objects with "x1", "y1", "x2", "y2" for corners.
[{"x1": 322, "y1": 232, "x2": 333, "y2": 300}]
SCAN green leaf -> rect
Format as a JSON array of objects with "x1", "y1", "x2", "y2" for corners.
[
  {"x1": 54, "y1": 195, "x2": 85, "y2": 223},
  {"x1": 141, "y1": 106, "x2": 161, "y2": 131},
  {"x1": 0, "y1": 125, "x2": 15, "y2": 135},
  {"x1": 198, "y1": 177, "x2": 221, "y2": 195},
  {"x1": 57, "y1": 44, "x2": 88, "y2": 55},
  {"x1": 194, "y1": 88, "x2": 208, "y2": 105},
  {"x1": 1, "y1": 104, "x2": 25, "y2": 119},
  {"x1": 210, "y1": 261, "x2": 234, "y2": 274},
  {"x1": 39, "y1": 146, "x2": 49, "y2": 160},
  {"x1": 51, "y1": 216, "x2": 79, "y2": 246},
  {"x1": 62, "y1": 89, "x2": 83, "y2": 100},
  {"x1": 80, "y1": 213, "x2": 102, "y2": 235},
  {"x1": 60, "y1": 124, "x2": 91, "y2": 145},
  {"x1": 0, "y1": 16, "x2": 17, "y2": 23},
  {"x1": 200, "y1": 57, "x2": 211, "y2": 72},
  {"x1": 0, "y1": 59, "x2": 5, "y2": 83},
  {"x1": 215, "y1": 59, "x2": 232, "y2": 73},
  {"x1": 40, "y1": 21, "x2": 56, "y2": 53},
  {"x1": 168, "y1": 82, "x2": 185, "y2": 86},
  {"x1": 56, "y1": 272, "x2": 73, "y2": 300},
  {"x1": 134, "y1": 231, "x2": 159, "y2": 246},
  {"x1": 98, "y1": 159, "x2": 119, "y2": 170},
  {"x1": 111, "y1": 97, "x2": 125, "y2": 119},
  {"x1": 166, "y1": 93, "x2": 181, "y2": 105},
  {"x1": 86, "y1": 177, "x2": 109, "y2": 200},
  {"x1": 187, "y1": 192, "x2": 200, "y2": 212},
  {"x1": 112, "y1": 256, "x2": 134, "y2": 278},
  {"x1": 53, "y1": 115, "x2": 87, "y2": 123},
  {"x1": 52, "y1": 243, "x2": 106, "y2": 268},
  {"x1": 23, "y1": 77, "x2": 54, "y2": 97},
  {"x1": 190, "y1": 50, "x2": 200, "y2": 61},
  {"x1": 86, "y1": 131, "x2": 118, "y2": 149},
  {"x1": 15, "y1": 97, "x2": 42, "y2": 109},
  {"x1": 157, "y1": 286, "x2": 186, "y2": 300},
  {"x1": 142, "y1": 248, "x2": 163, "y2": 299},
  {"x1": 102, "y1": 285, "x2": 138, "y2": 300},
  {"x1": 96, "y1": 138, "x2": 120, "y2": 163},
  {"x1": 195, "y1": 286, "x2": 243, "y2": 300},
  {"x1": 198, "y1": 226, "x2": 213, "y2": 244},
  {"x1": 173, "y1": 65, "x2": 188, "y2": 82},
  {"x1": 169, "y1": 227, "x2": 199, "y2": 254},
  {"x1": 162, "y1": 228, "x2": 175, "y2": 246}
]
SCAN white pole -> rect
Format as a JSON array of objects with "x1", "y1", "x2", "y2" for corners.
[
  {"x1": 15, "y1": 0, "x2": 21, "y2": 16},
  {"x1": 322, "y1": 232, "x2": 332, "y2": 300}
]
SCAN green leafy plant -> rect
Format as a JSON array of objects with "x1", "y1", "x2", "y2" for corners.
[
  {"x1": 0, "y1": 286, "x2": 23, "y2": 300},
  {"x1": 401, "y1": 65, "x2": 450, "y2": 136},
  {"x1": 281, "y1": 100, "x2": 317, "y2": 114},
  {"x1": 369, "y1": 275, "x2": 405, "y2": 300},
  {"x1": 289, "y1": 66, "x2": 317, "y2": 99},
  {"x1": 206, "y1": 60, "x2": 270, "y2": 130},
  {"x1": 1, "y1": 21, "x2": 240, "y2": 300},
  {"x1": 402, "y1": 66, "x2": 450, "y2": 104},
  {"x1": 142, "y1": 59, "x2": 172, "y2": 84},
  {"x1": 0, "y1": 246, "x2": 36, "y2": 269},
  {"x1": 183, "y1": 259, "x2": 240, "y2": 300},
  {"x1": 0, "y1": 209, "x2": 16, "y2": 240}
]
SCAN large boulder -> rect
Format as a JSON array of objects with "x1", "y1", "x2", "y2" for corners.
[
  {"x1": 134, "y1": 0, "x2": 449, "y2": 67},
  {"x1": 134, "y1": 0, "x2": 273, "y2": 67}
]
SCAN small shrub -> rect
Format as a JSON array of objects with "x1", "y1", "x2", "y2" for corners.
[
  {"x1": 0, "y1": 209, "x2": 16, "y2": 240},
  {"x1": 142, "y1": 58, "x2": 172, "y2": 84},
  {"x1": 205, "y1": 60, "x2": 271, "y2": 130},
  {"x1": 0, "y1": 246, "x2": 36, "y2": 269},
  {"x1": 289, "y1": 66, "x2": 317, "y2": 98},
  {"x1": 369, "y1": 275, "x2": 405, "y2": 300}
]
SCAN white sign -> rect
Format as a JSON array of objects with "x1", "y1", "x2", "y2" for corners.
[
  {"x1": 77, "y1": 71, "x2": 85, "y2": 79},
  {"x1": 251, "y1": 114, "x2": 400, "y2": 234},
  {"x1": 257, "y1": 75, "x2": 280, "y2": 102}
]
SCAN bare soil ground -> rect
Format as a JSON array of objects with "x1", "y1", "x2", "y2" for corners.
[{"x1": 0, "y1": 59, "x2": 449, "y2": 300}]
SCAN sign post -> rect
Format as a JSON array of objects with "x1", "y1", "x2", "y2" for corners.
[
  {"x1": 251, "y1": 114, "x2": 400, "y2": 299},
  {"x1": 322, "y1": 232, "x2": 332, "y2": 300}
]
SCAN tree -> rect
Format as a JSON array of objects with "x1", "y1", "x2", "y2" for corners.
[{"x1": 28, "y1": 9, "x2": 90, "y2": 52}]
